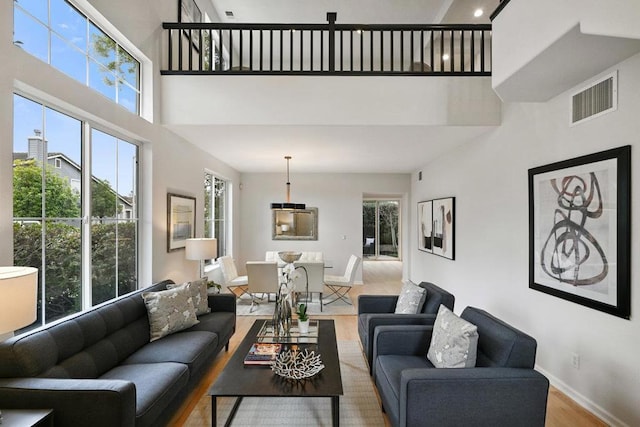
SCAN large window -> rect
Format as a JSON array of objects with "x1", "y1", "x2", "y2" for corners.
[
  {"x1": 204, "y1": 172, "x2": 228, "y2": 260},
  {"x1": 14, "y1": 0, "x2": 141, "y2": 114},
  {"x1": 13, "y1": 94, "x2": 139, "y2": 329}
]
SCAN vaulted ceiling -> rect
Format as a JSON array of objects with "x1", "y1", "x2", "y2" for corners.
[{"x1": 167, "y1": 0, "x2": 500, "y2": 173}]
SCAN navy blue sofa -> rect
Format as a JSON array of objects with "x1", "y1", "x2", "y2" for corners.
[
  {"x1": 0, "y1": 280, "x2": 236, "y2": 427},
  {"x1": 372, "y1": 306, "x2": 549, "y2": 427},
  {"x1": 358, "y1": 282, "x2": 455, "y2": 372}
]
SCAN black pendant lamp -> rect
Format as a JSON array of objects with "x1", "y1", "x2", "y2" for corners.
[{"x1": 271, "y1": 156, "x2": 306, "y2": 209}]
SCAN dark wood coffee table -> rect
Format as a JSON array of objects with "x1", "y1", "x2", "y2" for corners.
[{"x1": 209, "y1": 319, "x2": 343, "y2": 426}]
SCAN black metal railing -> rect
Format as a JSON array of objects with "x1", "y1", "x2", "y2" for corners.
[{"x1": 161, "y1": 13, "x2": 491, "y2": 76}]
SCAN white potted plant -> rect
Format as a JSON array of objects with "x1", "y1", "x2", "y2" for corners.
[{"x1": 296, "y1": 303, "x2": 310, "y2": 334}]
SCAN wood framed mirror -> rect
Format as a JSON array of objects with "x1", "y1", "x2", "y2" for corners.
[{"x1": 272, "y1": 207, "x2": 318, "y2": 240}]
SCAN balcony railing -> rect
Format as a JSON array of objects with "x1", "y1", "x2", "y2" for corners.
[{"x1": 161, "y1": 13, "x2": 491, "y2": 76}]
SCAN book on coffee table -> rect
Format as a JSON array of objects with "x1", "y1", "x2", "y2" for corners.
[{"x1": 244, "y1": 343, "x2": 283, "y2": 366}]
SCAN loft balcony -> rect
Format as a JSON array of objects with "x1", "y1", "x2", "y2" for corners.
[
  {"x1": 160, "y1": 14, "x2": 492, "y2": 76},
  {"x1": 159, "y1": 14, "x2": 501, "y2": 136}
]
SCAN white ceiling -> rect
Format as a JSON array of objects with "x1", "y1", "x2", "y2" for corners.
[{"x1": 180, "y1": 0, "x2": 500, "y2": 174}]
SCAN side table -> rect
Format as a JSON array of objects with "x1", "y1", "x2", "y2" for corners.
[{"x1": 0, "y1": 409, "x2": 53, "y2": 426}]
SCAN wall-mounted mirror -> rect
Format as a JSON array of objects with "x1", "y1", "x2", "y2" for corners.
[{"x1": 272, "y1": 207, "x2": 318, "y2": 240}]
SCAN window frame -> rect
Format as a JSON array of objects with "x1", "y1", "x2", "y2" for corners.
[
  {"x1": 13, "y1": 0, "x2": 143, "y2": 116},
  {"x1": 204, "y1": 171, "x2": 230, "y2": 264},
  {"x1": 12, "y1": 92, "x2": 141, "y2": 330}
]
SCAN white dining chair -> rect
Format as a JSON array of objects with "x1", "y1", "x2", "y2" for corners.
[
  {"x1": 323, "y1": 255, "x2": 360, "y2": 306},
  {"x1": 246, "y1": 261, "x2": 280, "y2": 312},
  {"x1": 217, "y1": 255, "x2": 249, "y2": 298}
]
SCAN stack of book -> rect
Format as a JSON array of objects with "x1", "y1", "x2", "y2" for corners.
[{"x1": 243, "y1": 343, "x2": 283, "y2": 366}]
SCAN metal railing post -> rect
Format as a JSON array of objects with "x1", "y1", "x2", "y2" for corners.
[{"x1": 327, "y1": 12, "x2": 337, "y2": 72}]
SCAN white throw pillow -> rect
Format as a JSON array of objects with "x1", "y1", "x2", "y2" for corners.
[
  {"x1": 168, "y1": 279, "x2": 210, "y2": 316},
  {"x1": 394, "y1": 281, "x2": 427, "y2": 314},
  {"x1": 427, "y1": 305, "x2": 478, "y2": 368},
  {"x1": 142, "y1": 283, "x2": 199, "y2": 342}
]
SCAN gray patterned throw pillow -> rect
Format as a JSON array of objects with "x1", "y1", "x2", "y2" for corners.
[
  {"x1": 394, "y1": 281, "x2": 427, "y2": 314},
  {"x1": 142, "y1": 283, "x2": 199, "y2": 342},
  {"x1": 168, "y1": 279, "x2": 210, "y2": 316},
  {"x1": 427, "y1": 305, "x2": 478, "y2": 368}
]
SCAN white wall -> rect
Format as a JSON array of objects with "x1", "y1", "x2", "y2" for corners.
[
  {"x1": 239, "y1": 173, "x2": 411, "y2": 282},
  {"x1": 411, "y1": 53, "x2": 640, "y2": 426},
  {"x1": 0, "y1": 0, "x2": 241, "y2": 287},
  {"x1": 492, "y1": 0, "x2": 640, "y2": 90}
]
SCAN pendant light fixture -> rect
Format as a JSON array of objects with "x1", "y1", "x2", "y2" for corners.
[{"x1": 271, "y1": 156, "x2": 306, "y2": 209}]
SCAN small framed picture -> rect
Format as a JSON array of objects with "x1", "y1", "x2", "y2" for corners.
[
  {"x1": 418, "y1": 201, "x2": 433, "y2": 253},
  {"x1": 418, "y1": 198, "x2": 455, "y2": 260},
  {"x1": 167, "y1": 193, "x2": 196, "y2": 252}
]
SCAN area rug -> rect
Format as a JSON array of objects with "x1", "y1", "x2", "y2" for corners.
[
  {"x1": 234, "y1": 293, "x2": 355, "y2": 316},
  {"x1": 183, "y1": 341, "x2": 384, "y2": 426}
]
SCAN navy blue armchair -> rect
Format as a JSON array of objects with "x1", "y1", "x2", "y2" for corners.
[
  {"x1": 358, "y1": 282, "x2": 454, "y2": 372},
  {"x1": 372, "y1": 307, "x2": 549, "y2": 427}
]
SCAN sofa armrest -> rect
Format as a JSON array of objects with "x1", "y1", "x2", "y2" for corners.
[
  {"x1": 208, "y1": 293, "x2": 236, "y2": 313},
  {"x1": 399, "y1": 368, "x2": 549, "y2": 427},
  {"x1": 372, "y1": 325, "x2": 433, "y2": 378},
  {"x1": 358, "y1": 295, "x2": 398, "y2": 314},
  {"x1": 363, "y1": 314, "x2": 437, "y2": 366},
  {"x1": 0, "y1": 377, "x2": 136, "y2": 427}
]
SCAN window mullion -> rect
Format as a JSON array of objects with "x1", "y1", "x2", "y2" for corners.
[{"x1": 81, "y1": 121, "x2": 93, "y2": 310}]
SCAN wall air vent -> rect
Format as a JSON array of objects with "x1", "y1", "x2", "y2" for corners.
[{"x1": 571, "y1": 71, "x2": 617, "y2": 125}]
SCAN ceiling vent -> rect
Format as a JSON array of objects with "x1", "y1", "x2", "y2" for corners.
[
  {"x1": 225, "y1": 11, "x2": 234, "y2": 18},
  {"x1": 571, "y1": 71, "x2": 617, "y2": 125}
]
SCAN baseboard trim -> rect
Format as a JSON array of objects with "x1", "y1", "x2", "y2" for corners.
[{"x1": 535, "y1": 365, "x2": 627, "y2": 427}]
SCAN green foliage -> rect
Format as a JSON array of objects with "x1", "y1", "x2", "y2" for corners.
[
  {"x1": 13, "y1": 221, "x2": 81, "y2": 324},
  {"x1": 296, "y1": 303, "x2": 309, "y2": 321},
  {"x1": 13, "y1": 221, "x2": 137, "y2": 323},
  {"x1": 91, "y1": 221, "x2": 137, "y2": 305},
  {"x1": 13, "y1": 159, "x2": 80, "y2": 218},
  {"x1": 91, "y1": 178, "x2": 122, "y2": 218},
  {"x1": 90, "y1": 34, "x2": 137, "y2": 87}
]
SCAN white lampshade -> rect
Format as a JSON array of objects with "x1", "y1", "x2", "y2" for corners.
[
  {"x1": 185, "y1": 238, "x2": 217, "y2": 261},
  {"x1": 0, "y1": 266, "x2": 38, "y2": 335}
]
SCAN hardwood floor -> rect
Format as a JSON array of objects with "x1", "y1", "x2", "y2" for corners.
[{"x1": 169, "y1": 261, "x2": 605, "y2": 426}]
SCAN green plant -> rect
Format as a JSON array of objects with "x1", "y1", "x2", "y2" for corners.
[
  {"x1": 207, "y1": 281, "x2": 222, "y2": 293},
  {"x1": 296, "y1": 303, "x2": 309, "y2": 321}
]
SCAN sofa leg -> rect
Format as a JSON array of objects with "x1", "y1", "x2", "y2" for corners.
[{"x1": 226, "y1": 342, "x2": 230, "y2": 351}]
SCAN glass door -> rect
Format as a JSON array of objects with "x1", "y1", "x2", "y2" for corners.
[{"x1": 362, "y1": 200, "x2": 400, "y2": 260}]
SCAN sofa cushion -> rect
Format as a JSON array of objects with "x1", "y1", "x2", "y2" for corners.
[
  {"x1": 427, "y1": 305, "x2": 478, "y2": 368},
  {"x1": 168, "y1": 279, "x2": 210, "y2": 316},
  {"x1": 394, "y1": 281, "x2": 427, "y2": 314},
  {"x1": 122, "y1": 331, "x2": 218, "y2": 375},
  {"x1": 101, "y1": 362, "x2": 189, "y2": 427},
  {"x1": 187, "y1": 311, "x2": 235, "y2": 347},
  {"x1": 375, "y1": 354, "x2": 433, "y2": 425},
  {"x1": 142, "y1": 284, "x2": 199, "y2": 342}
]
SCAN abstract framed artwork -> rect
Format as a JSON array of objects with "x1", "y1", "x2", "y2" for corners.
[
  {"x1": 528, "y1": 146, "x2": 631, "y2": 319},
  {"x1": 167, "y1": 193, "x2": 196, "y2": 252},
  {"x1": 418, "y1": 201, "x2": 433, "y2": 253},
  {"x1": 417, "y1": 198, "x2": 455, "y2": 260}
]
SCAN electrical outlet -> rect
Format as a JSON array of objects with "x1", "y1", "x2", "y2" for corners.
[{"x1": 571, "y1": 352, "x2": 580, "y2": 369}]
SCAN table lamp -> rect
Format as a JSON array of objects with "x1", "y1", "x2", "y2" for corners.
[
  {"x1": 0, "y1": 266, "x2": 38, "y2": 341},
  {"x1": 185, "y1": 238, "x2": 217, "y2": 279}
]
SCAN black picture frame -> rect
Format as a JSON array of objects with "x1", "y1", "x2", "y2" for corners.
[
  {"x1": 528, "y1": 146, "x2": 631, "y2": 319},
  {"x1": 417, "y1": 197, "x2": 455, "y2": 260},
  {"x1": 167, "y1": 193, "x2": 196, "y2": 252}
]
